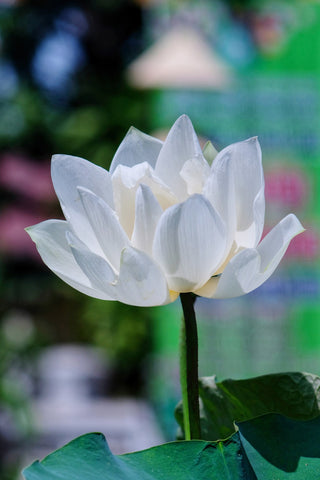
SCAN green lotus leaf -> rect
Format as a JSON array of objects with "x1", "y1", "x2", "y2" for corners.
[
  {"x1": 23, "y1": 413, "x2": 320, "y2": 480},
  {"x1": 176, "y1": 371, "x2": 320, "y2": 440},
  {"x1": 23, "y1": 432, "x2": 254, "y2": 480}
]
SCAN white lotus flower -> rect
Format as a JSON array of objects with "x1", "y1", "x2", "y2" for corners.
[{"x1": 26, "y1": 115, "x2": 304, "y2": 306}]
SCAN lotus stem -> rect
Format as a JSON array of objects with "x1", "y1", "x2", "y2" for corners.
[{"x1": 179, "y1": 292, "x2": 201, "y2": 440}]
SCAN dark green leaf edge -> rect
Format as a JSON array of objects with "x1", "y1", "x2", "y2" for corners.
[
  {"x1": 176, "y1": 371, "x2": 320, "y2": 441},
  {"x1": 23, "y1": 431, "x2": 254, "y2": 480}
]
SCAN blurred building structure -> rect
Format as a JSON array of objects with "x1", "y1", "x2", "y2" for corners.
[
  {"x1": 25, "y1": 345, "x2": 164, "y2": 460},
  {"x1": 127, "y1": 25, "x2": 233, "y2": 89}
]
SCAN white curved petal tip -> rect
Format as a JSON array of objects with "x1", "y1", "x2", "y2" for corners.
[
  {"x1": 109, "y1": 126, "x2": 163, "y2": 174},
  {"x1": 281, "y1": 213, "x2": 305, "y2": 235},
  {"x1": 174, "y1": 113, "x2": 192, "y2": 123}
]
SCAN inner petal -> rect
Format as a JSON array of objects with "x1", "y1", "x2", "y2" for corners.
[
  {"x1": 155, "y1": 115, "x2": 203, "y2": 200},
  {"x1": 109, "y1": 126, "x2": 163, "y2": 174},
  {"x1": 131, "y1": 185, "x2": 163, "y2": 256},
  {"x1": 112, "y1": 162, "x2": 177, "y2": 238},
  {"x1": 180, "y1": 156, "x2": 211, "y2": 195}
]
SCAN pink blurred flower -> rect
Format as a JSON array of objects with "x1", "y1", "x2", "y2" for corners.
[
  {"x1": 0, "y1": 153, "x2": 55, "y2": 202},
  {"x1": 265, "y1": 168, "x2": 308, "y2": 208},
  {"x1": 0, "y1": 206, "x2": 46, "y2": 258}
]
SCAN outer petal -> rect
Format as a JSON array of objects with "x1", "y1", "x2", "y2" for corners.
[
  {"x1": 155, "y1": 115, "x2": 204, "y2": 200},
  {"x1": 109, "y1": 126, "x2": 163, "y2": 174},
  {"x1": 131, "y1": 184, "x2": 163, "y2": 256},
  {"x1": 153, "y1": 194, "x2": 226, "y2": 293},
  {"x1": 78, "y1": 187, "x2": 129, "y2": 272},
  {"x1": 116, "y1": 247, "x2": 174, "y2": 306},
  {"x1": 26, "y1": 220, "x2": 113, "y2": 300},
  {"x1": 51, "y1": 154, "x2": 114, "y2": 256},
  {"x1": 66, "y1": 231, "x2": 117, "y2": 297},
  {"x1": 206, "y1": 137, "x2": 265, "y2": 250},
  {"x1": 200, "y1": 214, "x2": 304, "y2": 299}
]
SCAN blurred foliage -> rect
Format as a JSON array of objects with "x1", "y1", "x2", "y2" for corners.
[
  {"x1": 83, "y1": 299, "x2": 153, "y2": 394},
  {"x1": 0, "y1": 1, "x2": 152, "y2": 337},
  {"x1": 83, "y1": 300, "x2": 152, "y2": 367},
  {"x1": 0, "y1": 0, "x2": 149, "y2": 162}
]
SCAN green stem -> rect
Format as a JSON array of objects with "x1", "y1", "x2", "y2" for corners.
[{"x1": 179, "y1": 292, "x2": 201, "y2": 440}]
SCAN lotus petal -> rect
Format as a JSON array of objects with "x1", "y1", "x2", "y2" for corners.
[
  {"x1": 198, "y1": 214, "x2": 304, "y2": 299},
  {"x1": 209, "y1": 137, "x2": 265, "y2": 249},
  {"x1": 109, "y1": 126, "x2": 163, "y2": 174},
  {"x1": 131, "y1": 184, "x2": 163, "y2": 256},
  {"x1": 155, "y1": 115, "x2": 204, "y2": 200},
  {"x1": 78, "y1": 187, "x2": 129, "y2": 272},
  {"x1": 116, "y1": 246, "x2": 173, "y2": 306},
  {"x1": 112, "y1": 162, "x2": 176, "y2": 237},
  {"x1": 26, "y1": 220, "x2": 113, "y2": 300},
  {"x1": 153, "y1": 194, "x2": 226, "y2": 292},
  {"x1": 67, "y1": 231, "x2": 116, "y2": 298},
  {"x1": 51, "y1": 154, "x2": 114, "y2": 256}
]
